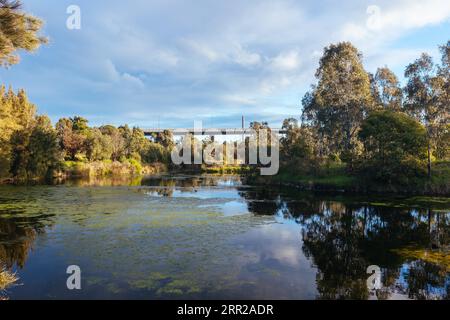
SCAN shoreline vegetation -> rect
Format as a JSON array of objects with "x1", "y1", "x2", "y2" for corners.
[
  {"x1": 58, "y1": 160, "x2": 167, "y2": 179},
  {"x1": 0, "y1": 268, "x2": 17, "y2": 294},
  {"x1": 248, "y1": 161, "x2": 450, "y2": 196}
]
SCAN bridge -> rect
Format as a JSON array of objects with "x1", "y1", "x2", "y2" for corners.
[{"x1": 142, "y1": 128, "x2": 287, "y2": 136}]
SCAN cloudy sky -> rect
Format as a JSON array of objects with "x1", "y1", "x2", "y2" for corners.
[{"x1": 0, "y1": 0, "x2": 449, "y2": 128}]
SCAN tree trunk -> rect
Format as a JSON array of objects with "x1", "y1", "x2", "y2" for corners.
[{"x1": 427, "y1": 141, "x2": 432, "y2": 179}]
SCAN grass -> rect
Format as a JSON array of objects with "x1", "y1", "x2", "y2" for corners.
[
  {"x1": 251, "y1": 160, "x2": 450, "y2": 196},
  {"x1": 274, "y1": 163, "x2": 356, "y2": 189},
  {"x1": 61, "y1": 160, "x2": 168, "y2": 178},
  {"x1": 425, "y1": 161, "x2": 450, "y2": 194},
  {"x1": 0, "y1": 268, "x2": 18, "y2": 291},
  {"x1": 202, "y1": 165, "x2": 254, "y2": 175}
]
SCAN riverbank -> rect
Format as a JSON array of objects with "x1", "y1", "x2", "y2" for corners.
[
  {"x1": 201, "y1": 165, "x2": 255, "y2": 175},
  {"x1": 0, "y1": 160, "x2": 168, "y2": 184},
  {"x1": 2, "y1": 160, "x2": 449, "y2": 197},
  {"x1": 59, "y1": 160, "x2": 168, "y2": 178},
  {"x1": 247, "y1": 162, "x2": 450, "y2": 196}
]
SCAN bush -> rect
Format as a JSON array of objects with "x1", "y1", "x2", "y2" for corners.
[
  {"x1": 358, "y1": 111, "x2": 428, "y2": 185},
  {"x1": 127, "y1": 158, "x2": 143, "y2": 174},
  {"x1": 142, "y1": 142, "x2": 171, "y2": 164}
]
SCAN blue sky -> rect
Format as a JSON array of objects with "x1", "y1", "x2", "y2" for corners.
[{"x1": 0, "y1": 0, "x2": 449, "y2": 128}]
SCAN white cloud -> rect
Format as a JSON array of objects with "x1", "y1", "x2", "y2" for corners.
[
  {"x1": 102, "y1": 59, "x2": 121, "y2": 82},
  {"x1": 270, "y1": 50, "x2": 301, "y2": 71},
  {"x1": 377, "y1": 0, "x2": 450, "y2": 31},
  {"x1": 231, "y1": 44, "x2": 262, "y2": 67},
  {"x1": 182, "y1": 39, "x2": 261, "y2": 67},
  {"x1": 182, "y1": 39, "x2": 221, "y2": 62},
  {"x1": 122, "y1": 73, "x2": 145, "y2": 89},
  {"x1": 98, "y1": 59, "x2": 144, "y2": 89},
  {"x1": 222, "y1": 94, "x2": 257, "y2": 105}
]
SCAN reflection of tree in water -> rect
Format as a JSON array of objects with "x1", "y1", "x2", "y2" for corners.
[
  {"x1": 53, "y1": 175, "x2": 143, "y2": 187},
  {"x1": 0, "y1": 215, "x2": 49, "y2": 269},
  {"x1": 406, "y1": 260, "x2": 449, "y2": 300},
  {"x1": 141, "y1": 175, "x2": 243, "y2": 198},
  {"x1": 142, "y1": 179, "x2": 177, "y2": 197},
  {"x1": 300, "y1": 204, "x2": 372, "y2": 299},
  {"x1": 0, "y1": 188, "x2": 54, "y2": 271},
  {"x1": 238, "y1": 187, "x2": 280, "y2": 216},
  {"x1": 236, "y1": 186, "x2": 449, "y2": 299},
  {"x1": 299, "y1": 204, "x2": 449, "y2": 299}
]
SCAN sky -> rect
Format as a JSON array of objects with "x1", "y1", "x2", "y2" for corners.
[{"x1": 0, "y1": 0, "x2": 449, "y2": 128}]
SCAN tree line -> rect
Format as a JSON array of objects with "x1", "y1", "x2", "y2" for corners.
[
  {"x1": 280, "y1": 41, "x2": 449, "y2": 186},
  {"x1": 0, "y1": 86, "x2": 173, "y2": 180}
]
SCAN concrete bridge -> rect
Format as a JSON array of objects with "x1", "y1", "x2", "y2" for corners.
[{"x1": 142, "y1": 128, "x2": 287, "y2": 136}]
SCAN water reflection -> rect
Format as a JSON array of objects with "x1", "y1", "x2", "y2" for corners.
[
  {"x1": 0, "y1": 175, "x2": 448, "y2": 300},
  {"x1": 0, "y1": 191, "x2": 54, "y2": 269},
  {"x1": 238, "y1": 185, "x2": 449, "y2": 300}
]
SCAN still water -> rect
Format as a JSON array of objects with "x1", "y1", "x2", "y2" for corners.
[{"x1": 0, "y1": 174, "x2": 449, "y2": 300}]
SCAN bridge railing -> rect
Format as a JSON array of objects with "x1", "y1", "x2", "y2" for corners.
[{"x1": 142, "y1": 128, "x2": 287, "y2": 136}]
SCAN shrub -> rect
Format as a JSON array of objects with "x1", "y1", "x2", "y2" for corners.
[{"x1": 358, "y1": 111, "x2": 428, "y2": 184}]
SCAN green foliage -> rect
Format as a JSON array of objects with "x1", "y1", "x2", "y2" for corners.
[
  {"x1": 403, "y1": 47, "x2": 450, "y2": 176},
  {"x1": 25, "y1": 116, "x2": 60, "y2": 178},
  {"x1": 71, "y1": 116, "x2": 89, "y2": 132},
  {"x1": 10, "y1": 114, "x2": 60, "y2": 179},
  {"x1": 0, "y1": 86, "x2": 44, "y2": 178},
  {"x1": 370, "y1": 67, "x2": 403, "y2": 111},
  {"x1": 426, "y1": 161, "x2": 450, "y2": 195},
  {"x1": 280, "y1": 119, "x2": 317, "y2": 175},
  {"x1": 358, "y1": 111, "x2": 428, "y2": 184},
  {"x1": 435, "y1": 124, "x2": 449, "y2": 161},
  {"x1": 152, "y1": 130, "x2": 175, "y2": 150},
  {"x1": 85, "y1": 129, "x2": 113, "y2": 161},
  {"x1": 125, "y1": 127, "x2": 150, "y2": 159},
  {"x1": 9, "y1": 127, "x2": 30, "y2": 178},
  {"x1": 100, "y1": 125, "x2": 126, "y2": 161},
  {"x1": 127, "y1": 158, "x2": 142, "y2": 174},
  {"x1": 142, "y1": 142, "x2": 171, "y2": 164},
  {"x1": 202, "y1": 165, "x2": 252, "y2": 174}
]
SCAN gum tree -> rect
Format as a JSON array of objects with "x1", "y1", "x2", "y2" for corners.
[
  {"x1": 404, "y1": 46, "x2": 450, "y2": 177},
  {"x1": 302, "y1": 42, "x2": 373, "y2": 169},
  {"x1": 370, "y1": 67, "x2": 403, "y2": 111}
]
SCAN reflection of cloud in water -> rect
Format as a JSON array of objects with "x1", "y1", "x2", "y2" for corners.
[{"x1": 230, "y1": 222, "x2": 318, "y2": 299}]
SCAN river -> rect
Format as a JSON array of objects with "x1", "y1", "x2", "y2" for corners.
[{"x1": 0, "y1": 174, "x2": 448, "y2": 300}]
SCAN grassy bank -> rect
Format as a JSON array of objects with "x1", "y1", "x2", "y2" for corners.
[
  {"x1": 59, "y1": 160, "x2": 168, "y2": 178},
  {"x1": 201, "y1": 165, "x2": 255, "y2": 175},
  {"x1": 0, "y1": 160, "x2": 168, "y2": 184},
  {"x1": 248, "y1": 162, "x2": 450, "y2": 196}
]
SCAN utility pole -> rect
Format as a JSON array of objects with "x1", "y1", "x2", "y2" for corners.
[{"x1": 241, "y1": 115, "x2": 245, "y2": 143}]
